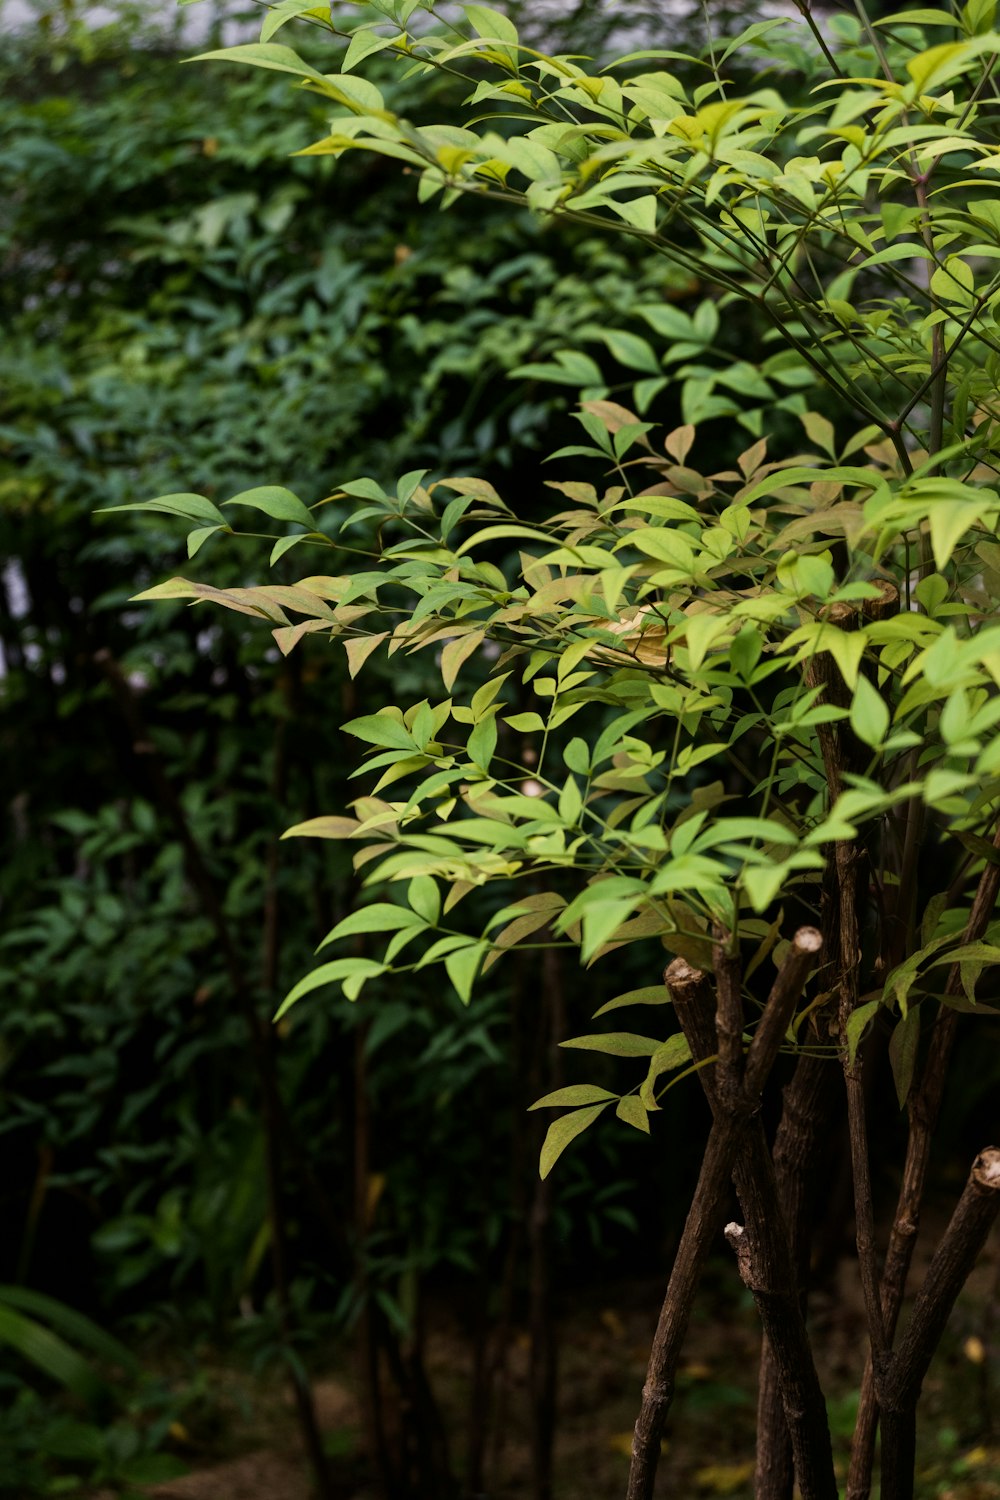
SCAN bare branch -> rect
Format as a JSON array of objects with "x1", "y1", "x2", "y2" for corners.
[{"x1": 745, "y1": 927, "x2": 822, "y2": 1096}]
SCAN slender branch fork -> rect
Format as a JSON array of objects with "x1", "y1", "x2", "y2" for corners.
[{"x1": 626, "y1": 929, "x2": 836, "y2": 1500}]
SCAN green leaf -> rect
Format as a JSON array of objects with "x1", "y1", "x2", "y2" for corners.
[
  {"x1": 260, "y1": 0, "x2": 331, "y2": 42},
  {"x1": 440, "y1": 631, "x2": 485, "y2": 691},
  {"x1": 849, "y1": 676, "x2": 890, "y2": 747},
  {"x1": 454, "y1": 523, "x2": 552, "y2": 556},
  {"x1": 189, "y1": 42, "x2": 323, "y2": 79},
  {"x1": 558, "y1": 775, "x2": 583, "y2": 825},
  {"x1": 97, "y1": 492, "x2": 225, "y2": 526},
  {"x1": 445, "y1": 941, "x2": 488, "y2": 1003},
  {"x1": 343, "y1": 27, "x2": 396, "y2": 72},
  {"x1": 564, "y1": 737, "x2": 591, "y2": 775},
  {"x1": 560, "y1": 1032, "x2": 661, "y2": 1057},
  {"x1": 914, "y1": 572, "x2": 948, "y2": 614},
  {"x1": 343, "y1": 713, "x2": 416, "y2": 750},
  {"x1": 340, "y1": 477, "x2": 388, "y2": 502},
  {"x1": 846, "y1": 998, "x2": 880, "y2": 1065},
  {"x1": 639, "y1": 1034, "x2": 693, "y2": 1109},
  {"x1": 926, "y1": 940, "x2": 1000, "y2": 969},
  {"x1": 504, "y1": 711, "x2": 546, "y2": 732},
  {"x1": 539, "y1": 1103, "x2": 609, "y2": 1179},
  {"x1": 530, "y1": 1084, "x2": 617, "y2": 1109},
  {"x1": 928, "y1": 495, "x2": 994, "y2": 570},
  {"x1": 0, "y1": 1304, "x2": 107, "y2": 1407},
  {"x1": 593, "y1": 985, "x2": 670, "y2": 1017},
  {"x1": 878, "y1": 8, "x2": 961, "y2": 24},
  {"x1": 0, "y1": 1288, "x2": 137, "y2": 1377},
  {"x1": 282, "y1": 816, "x2": 359, "y2": 840},
  {"x1": 187, "y1": 524, "x2": 224, "y2": 558},
  {"x1": 612, "y1": 194, "x2": 658, "y2": 233},
  {"x1": 271, "y1": 534, "x2": 311, "y2": 566},
  {"x1": 580, "y1": 898, "x2": 646, "y2": 963},
  {"x1": 906, "y1": 35, "x2": 1000, "y2": 93},
  {"x1": 274, "y1": 958, "x2": 386, "y2": 1018},
  {"x1": 465, "y1": 2, "x2": 518, "y2": 43},
  {"x1": 616, "y1": 1095, "x2": 650, "y2": 1133},
  {"x1": 594, "y1": 329, "x2": 660, "y2": 374},
  {"x1": 889, "y1": 1006, "x2": 921, "y2": 1108},
  {"x1": 224, "y1": 485, "x2": 315, "y2": 528},
  {"x1": 319, "y1": 903, "x2": 423, "y2": 948},
  {"x1": 407, "y1": 875, "x2": 441, "y2": 925},
  {"x1": 467, "y1": 715, "x2": 498, "y2": 771}
]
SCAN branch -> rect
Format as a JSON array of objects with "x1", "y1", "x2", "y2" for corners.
[
  {"x1": 745, "y1": 928, "x2": 822, "y2": 1096},
  {"x1": 665, "y1": 937, "x2": 837, "y2": 1500},
  {"x1": 848, "y1": 819, "x2": 1000, "y2": 1499},
  {"x1": 713, "y1": 930, "x2": 745, "y2": 1108},
  {"x1": 756, "y1": 1053, "x2": 840, "y2": 1500},
  {"x1": 891, "y1": 1148, "x2": 1000, "y2": 1406},
  {"x1": 879, "y1": 1149, "x2": 1000, "y2": 1500},
  {"x1": 626, "y1": 1113, "x2": 747, "y2": 1500}
]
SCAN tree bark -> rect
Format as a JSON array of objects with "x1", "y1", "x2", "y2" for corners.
[
  {"x1": 528, "y1": 946, "x2": 565, "y2": 1500},
  {"x1": 627, "y1": 930, "x2": 835, "y2": 1500},
  {"x1": 626, "y1": 1112, "x2": 747, "y2": 1500},
  {"x1": 754, "y1": 1055, "x2": 839, "y2": 1500},
  {"x1": 879, "y1": 1148, "x2": 1000, "y2": 1500},
  {"x1": 726, "y1": 1135, "x2": 837, "y2": 1500},
  {"x1": 669, "y1": 936, "x2": 837, "y2": 1500},
  {"x1": 846, "y1": 821, "x2": 1000, "y2": 1500}
]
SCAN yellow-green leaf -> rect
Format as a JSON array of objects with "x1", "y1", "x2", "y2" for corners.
[{"x1": 539, "y1": 1103, "x2": 609, "y2": 1179}]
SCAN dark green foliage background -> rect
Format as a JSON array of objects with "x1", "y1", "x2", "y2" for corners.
[
  {"x1": 4, "y1": 4, "x2": 999, "y2": 1494},
  {"x1": 0, "y1": 6, "x2": 710, "y2": 1488}
]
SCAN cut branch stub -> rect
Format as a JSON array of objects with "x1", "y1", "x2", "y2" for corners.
[
  {"x1": 878, "y1": 1147, "x2": 1000, "y2": 1500},
  {"x1": 665, "y1": 926, "x2": 822, "y2": 1104},
  {"x1": 664, "y1": 958, "x2": 716, "y2": 1069},
  {"x1": 889, "y1": 1145, "x2": 1000, "y2": 1407}
]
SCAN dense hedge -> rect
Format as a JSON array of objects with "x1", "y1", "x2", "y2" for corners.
[{"x1": 0, "y1": 0, "x2": 700, "y2": 1374}]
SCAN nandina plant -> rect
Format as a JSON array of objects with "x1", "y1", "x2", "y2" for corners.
[{"x1": 112, "y1": 3, "x2": 1000, "y2": 1496}]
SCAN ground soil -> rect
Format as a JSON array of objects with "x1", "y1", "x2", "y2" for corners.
[{"x1": 118, "y1": 1207, "x2": 1000, "y2": 1500}]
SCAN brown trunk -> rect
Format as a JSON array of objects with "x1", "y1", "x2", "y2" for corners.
[
  {"x1": 527, "y1": 945, "x2": 565, "y2": 1500},
  {"x1": 626, "y1": 1110, "x2": 747, "y2": 1500},
  {"x1": 879, "y1": 1149, "x2": 1000, "y2": 1500},
  {"x1": 754, "y1": 1055, "x2": 839, "y2": 1500},
  {"x1": 727, "y1": 1135, "x2": 838, "y2": 1500},
  {"x1": 627, "y1": 930, "x2": 833, "y2": 1500},
  {"x1": 354, "y1": 1023, "x2": 395, "y2": 1499},
  {"x1": 847, "y1": 821, "x2": 1000, "y2": 1500},
  {"x1": 670, "y1": 939, "x2": 837, "y2": 1500}
]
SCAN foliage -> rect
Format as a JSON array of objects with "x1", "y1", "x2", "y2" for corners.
[
  {"x1": 14, "y1": 0, "x2": 1000, "y2": 1492},
  {"x1": 121, "y1": 6, "x2": 1000, "y2": 1493},
  {"x1": 1, "y1": 16, "x2": 701, "y2": 1482},
  {"x1": 142, "y1": 0, "x2": 1000, "y2": 1159},
  {"x1": 1, "y1": 0, "x2": 670, "y2": 1299},
  {"x1": 0, "y1": 1284, "x2": 190, "y2": 1498}
]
